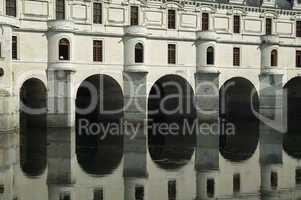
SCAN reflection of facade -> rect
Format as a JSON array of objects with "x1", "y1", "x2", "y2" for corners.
[{"x1": 2, "y1": 0, "x2": 301, "y2": 199}]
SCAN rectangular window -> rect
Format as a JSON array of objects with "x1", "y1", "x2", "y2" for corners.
[
  {"x1": 297, "y1": 21, "x2": 301, "y2": 37},
  {"x1": 12, "y1": 36, "x2": 17, "y2": 60},
  {"x1": 130, "y1": 6, "x2": 139, "y2": 26},
  {"x1": 296, "y1": 168, "x2": 301, "y2": 185},
  {"x1": 93, "y1": 188, "x2": 103, "y2": 200},
  {"x1": 56, "y1": 0, "x2": 65, "y2": 20},
  {"x1": 296, "y1": 50, "x2": 301, "y2": 68},
  {"x1": 93, "y1": 40, "x2": 103, "y2": 62},
  {"x1": 6, "y1": 0, "x2": 16, "y2": 17},
  {"x1": 202, "y1": 13, "x2": 209, "y2": 31},
  {"x1": 233, "y1": 47, "x2": 240, "y2": 66},
  {"x1": 207, "y1": 179, "x2": 215, "y2": 198},
  {"x1": 135, "y1": 186, "x2": 144, "y2": 200},
  {"x1": 168, "y1": 10, "x2": 176, "y2": 29},
  {"x1": 266, "y1": 18, "x2": 272, "y2": 35},
  {"x1": 0, "y1": 43, "x2": 2, "y2": 58},
  {"x1": 271, "y1": 171, "x2": 278, "y2": 190},
  {"x1": 60, "y1": 192, "x2": 70, "y2": 200},
  {"x1": 233, "y1": 174, "x2": 240, "y2": 193},
  {"x1": 93, "y1": 3, "x2": 102, "y2": 24},
  {"x1": 233, "y1": 15, "x2": 241, "y2": 33},
  {"x1": 168, "y1": 180, "x2": 176, "y2": 200},
  {"x1": 168, "y1": 44, "x2": 176, "y2": 64},
  {"x1": 0, "y1": 185, "x2": 4, "y2": 194}
]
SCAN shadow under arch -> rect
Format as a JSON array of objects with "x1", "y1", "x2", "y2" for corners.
[
  {"x1": 219, "y1": 77, "x2": 259, "y2": 162},
  {"x1": 20, "y1": 78, "x2": 47, "y2": 176},
  {"x1": 148, "y1": 75, "x2": 196, "y2": 169},
  {"x1": 75, "y1": 74, "x2": 123, "y2": 175},
  {"x1": 283, "y1": 76, "x2": 301, "y2": 159}
]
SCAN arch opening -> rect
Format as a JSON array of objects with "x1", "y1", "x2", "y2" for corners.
[
  {"x1": 148, "y1": 75, "x2": 196, "y2": 169},
  {"x1": 20, "y1": 78, "x2": 47, "y2": 176},
  {"x1": 219, "y1": 77, "x2": 259, "y2": 162},
  {"x1": 283, "y1": 77, "x2": 301, "y2": 159},
  {"x1": 76, "y1": 74, "x2": 123, "y2": 175}
]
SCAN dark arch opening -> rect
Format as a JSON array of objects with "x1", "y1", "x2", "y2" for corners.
[
  {"x1": 76, "y1": 74, "x2": 123, "y2": 175},
  {"x1": 148, "y1": 75, "x2": 196, "y2": 169},
  {"x1": 20, "y1": 78, "x2": 47, "y2": 176},
  {"x1": 283, "y1": 77, "x2": 301, "y2": 159},
  {"x1": 219, "y1": 77, "x2": 259, "y2": 162}
]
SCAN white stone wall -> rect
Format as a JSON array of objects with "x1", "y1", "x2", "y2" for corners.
[{"x1": 2, "y1": 0, "x2": 301, "y2": 200}]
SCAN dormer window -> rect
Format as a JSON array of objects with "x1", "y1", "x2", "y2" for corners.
[{"x1": 59, "y1": 38, "x2": 70, "y2": 61}]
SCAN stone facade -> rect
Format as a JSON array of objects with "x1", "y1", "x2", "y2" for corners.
[{"x1": 1, "y1": 0, "x2": 301, "y2": 200}]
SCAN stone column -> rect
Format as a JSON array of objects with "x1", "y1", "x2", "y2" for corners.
[
  {"x1": 47, "y1": 69, "x2": 76, "y2": 200},
  {"x1": 195, "y1": 71, "x2": 220, "y2": 200},
  {"x1": 259, "y1": 73, "x2": 284, "y2": 197},
  {"x1": 123, "y1": 71, "x2": 148, "y2": 200},
  {"x1": 0, "y1": 24, "x2": 17, "y2": 200}
]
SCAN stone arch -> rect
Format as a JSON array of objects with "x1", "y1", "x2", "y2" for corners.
[
  {"x1": 219, "y1": 77, "x2": 259, "y2": 162},
  {"x1": 283, "y1": 76, "x2": 301, "y2": 159},
  {"x1": 19, "y1": 78, "x2": 47, "y2": 176},
  {"x1": 75, "y1": 74, "x2": 124, "y2": 175},
  {"x1": 148, "y1": 74, "x2": 196, "y2": 169}
]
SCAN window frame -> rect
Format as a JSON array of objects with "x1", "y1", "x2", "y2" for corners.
[
  {"x1": 233, "y1": 47, "x2": 241, "y2": 66},
  {"x1": 12, "y1": 35, "x2": 18, "y2": 60},
  {"x1": 271, "y1": 49, "x2": 278, "y2": 67},
  {"x1": 297, "y1": 21, "x2": 301, "y2": 37},
  {"x1": 202, "y1": 12, "x2": 209, "y2": 31},
  {"x1": 58, "y1": 38, "x2": 70, "y2": 61},
  {"x1": 206, "y1": 46, "x2": 215, "y2": 65},
  {"x1": 233, "y1": 173, "x2": 241, "y2": 193},
  {"x1": 233, "y1": 15, "x2": 241, "y2": 34},
  {"x1": 56, "y1": 0, "x2": 65, "y2": 20},
  {"x1": 6, "y1": 0, "x2": 17, "y2": 17},
  {"x1": 93, "y1": 40, "x2": 104, "y2": 62},
  {"x1": 130, "y1": 6, "x2": 139, "y2": 26},
  {"x1": 168, "y1": 43, "x2": 177, "y2": 65},
  {"x1": 296, "y1": 50, "x2": 301, "y2": 68},
  {"x1": 168, "y1": 180, "x2": 177, "y2": 200},
  {"x1": 93, "y1": 2, "x2": 103, "y2": 24},
  {"x1": 134, "y1": 42, "x2": 144, "y2": 64},
  {"x1": 168, "y1": 9, "x2": 176, "y2": 29},
  {"x1": 266, "y1": 18, "x2": 273, "y2": 35}
]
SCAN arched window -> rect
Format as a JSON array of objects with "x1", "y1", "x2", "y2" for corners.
[
  {"x1": 271, "y1": 49, "x2": 278, "y2": 67},
  {"x1": 207, "y1": 46, "x2": 214, "y2": 65},
  {"x1": 135, "y1": 43, "x2": 144, "y2": 63},
  {"x1": 59, "y1": 38, "x2": 70, "y2": 60}
]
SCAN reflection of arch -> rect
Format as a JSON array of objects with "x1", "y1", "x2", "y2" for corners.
[
  {"x1": 75, "y1": 74, "x2": 123, "y2": 175},
  {"x1": 148, "y1": 75, "x2": 196, "y2": 169},
  {"x1": 283, "y1": 77, "x2": 301, "y2": 159},
  {"x1": 135, "y1": 43, "x2": 144, "y2": 63},
  {"x1": 271, "y1": 49, "x2": 278, "y2": 67},
  {"x1": 207, "y1": 46, "x2": 214, "y2": 65},
  {"x1": 219, "y1": 77, "x2": 259, "y2": 162},
  {"x1": 20, "y1": 78, "x2": 47, "y2": 176},
  {"x1": 59, "y1": 38, "x2": 70, "y2": 60}
]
